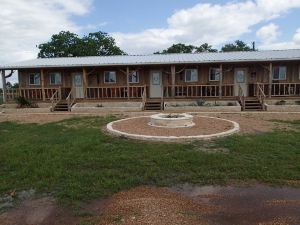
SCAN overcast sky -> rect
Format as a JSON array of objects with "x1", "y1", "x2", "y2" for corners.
[{"x1": 1, "y1": 0, "x2": 300, "y2": 85}]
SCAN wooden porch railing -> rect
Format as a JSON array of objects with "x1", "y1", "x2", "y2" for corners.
[
  {"x1": 256, "y1": 83, "x2": 266, "y2": 110},
  {"x1": 66, "y1": 88, "x2": 76, "y2": 111},
  {"x1": 4, "y1": 88, "x2": 19, "y2": 101},
  {"x1": 142, "y1": 85, "x2": 147, "y2": 110},
  {"x1": 50, "y1": 87, "x2": 62, "y2": 111},
  {"x1": 255, "y1": 83, "x2": 300, "y2": 97},
  {"x1": 238, "y1": 84, "x2": 245, "y2": 111},
  {"x1": 19, "y1": 88, "x2": 59, "y2": 100},
  {"x1": 163, "y1": 84, "x2": 234, "y2": 98},
  {"x1": 86, "y1": 86, "x2": 145, "y2": 99}
]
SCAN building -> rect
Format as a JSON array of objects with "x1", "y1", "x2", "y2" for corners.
[{"x1": 1, "y1": 49, "x2": 300, "y2": 111}]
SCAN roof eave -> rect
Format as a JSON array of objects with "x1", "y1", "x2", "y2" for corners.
[{"x1": 1, "y1": 57, "x2": 300, "y2": 70}]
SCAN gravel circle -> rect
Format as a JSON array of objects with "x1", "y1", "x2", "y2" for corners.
[{"x1": 107, "y1": 116, "x2": 239, "y2": 141}]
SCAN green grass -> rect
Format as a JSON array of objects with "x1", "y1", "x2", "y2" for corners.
[{"x1": 1, "y1": 117, "x2": 300, "y2": 205}]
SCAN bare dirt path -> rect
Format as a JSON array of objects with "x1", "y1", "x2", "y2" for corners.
[{"x1": 1, "y1": 112, "x2": 300, "y2": 134}]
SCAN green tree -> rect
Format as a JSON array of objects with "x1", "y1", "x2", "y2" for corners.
[
  {"x1": 38, "y1": 31, "x2": 125, "y2": 58},
  {"x1": 195, "y1": 43, "x2": 218, "y2": 53},
  {"x1": 155, "y1": 43, "x2": 218, "y2": 54},
  {"x1": 155, "y1": 43, "x2": 195, "y2": 54},
  {"x1": 221, "y1": 40, "x2": 253, "y2": 52}
]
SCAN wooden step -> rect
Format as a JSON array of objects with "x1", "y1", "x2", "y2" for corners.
[{"x1": 144, "y1": 101, "x2": 163, "y2": 111}]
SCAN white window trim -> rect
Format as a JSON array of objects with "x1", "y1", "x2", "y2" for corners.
[
  {"x1": 29, "y1": 73, "x2": 41, "y2": 85},
  {"x1": 209, "y1": 68, "x2": 220, "y2": 81},
  {"x1": 272, "y1": 66, "x2": 287, "y2": 81},
  {"x1": 104, "y1": 71, "x2": 117, "y2": 84},
  {"x1": 49, "y1": 72, "x2": 62, "y2": 85},
  {"x1": 185, "y1": 69, "x2": 198, "y2": 82},
  {"x1": 128, "y1": 71, "x2": 140, "y2": 84}
]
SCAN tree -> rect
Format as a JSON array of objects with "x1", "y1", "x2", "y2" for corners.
[
  {"x1": 195, "y1": 43, "x2": 218, "y2": 53},
  {"x1": 155, "y1": 43, "x2": 217, "y2": 54},
  {"x1": 155, "y1": 43, "x2": 195, "y2": 54},
  {"x1": 80, "y1": 32, "x2": 125, "y2": 56},
  {"x1": 38, "y1": 31, "x2": 125, "y2": 58},
  {"x1": 6, "y1": 82, "x2": 12, "y2": 89},
  {"x1": 221, "y1": 40, "x2": 253, "y2": 52}
]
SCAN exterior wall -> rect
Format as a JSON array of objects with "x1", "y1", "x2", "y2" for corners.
[
  {"x1": 19, "y1": 62, "x2": 300, "y2": 89},
  {"x1": 16, "y1": 61, "x2": 300, "y2": 101}
]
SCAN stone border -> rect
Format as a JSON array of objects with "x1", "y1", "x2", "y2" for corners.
[
  {"x1": 106, "y1": 116, "x2": 240, "y2": 142},
  {"x1": 149, "y1": 113, "x2": 195, "y2": 128}
]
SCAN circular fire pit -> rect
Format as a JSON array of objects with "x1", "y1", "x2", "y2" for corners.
[{"x1": 149, "y1": 113, "x2": 195, "y2": 128}]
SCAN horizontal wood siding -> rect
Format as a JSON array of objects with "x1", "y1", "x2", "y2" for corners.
[{"x1": 18, "y1": 62, "x2": 300, "y2": 89}]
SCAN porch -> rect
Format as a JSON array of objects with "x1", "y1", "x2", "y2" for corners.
[{"x1": 3, "y1": 82, "x2": 300, "y2": 101}]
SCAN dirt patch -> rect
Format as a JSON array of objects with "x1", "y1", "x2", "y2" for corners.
[
  {"x1": 171, "y1": 184, "x2": 300, "y2": 225},
  {"x1": 1, "y1": 185, "x2": 300, "y2": 225},
  {"x1": 0, "y1": 113, "x2": 79, "y2": 124},
  {"x1": 1, "y1": 112, "x2": 300, "y2": 135},
  {"x1": 207, "y1": 113, "x2": 300, "y2": 134},
  {"x1": 97, "y1": 186, "x2": 214, "y2": 225}
]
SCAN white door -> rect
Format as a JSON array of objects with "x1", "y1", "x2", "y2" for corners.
[
  {"x1": 234, "y1": 68, "x2": 248, "y2": 96},
  {"x1": 150, "y1": 71, "x2": 162, "y2": 98},
  {"x1": 73, "y1": 73, "x2": 84, "y2": 98}
]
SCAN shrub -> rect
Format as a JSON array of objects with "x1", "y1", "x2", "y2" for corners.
[
  {"x1": 227, "y1": 102, "x2": 236, "y2": 106},
  {"x1": 15, "y1": 96, "x2": 38, "y2": 108},
  {"x1": 275, "y1": 100, "x2": 286, "y2": 105},
  {"x1": 196, "y1": 99, "x2": 205, "y2": 106}
]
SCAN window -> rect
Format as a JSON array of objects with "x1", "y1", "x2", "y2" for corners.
[
  {"x1": 128, "y1": 70, "x2": 139, "y2": 83},
  {"x1": 209, "y1": 68, "x2": 220, "y2": 81},
  {"x1": 104, "y1": 71, "x2": 117, "y2": 83},
  {"x1": 273, "y1": 66, "x2": 286, "y2": 80},
  {"x1": 50, "y1": 72, "x2": 62, "y2": 85},
  {"x1": 236, "y1": 70, "x2": 246, "y2": 83},
  {"x1": 185, "y1": 69, "x2": 198, "y2": 82},
  {"x1": 29, "y1": 73, "x2": 40, "y2": 85}
]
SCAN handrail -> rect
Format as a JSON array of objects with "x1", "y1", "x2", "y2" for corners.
[
  {"x1": 66, "y1": 88, "x2": 76, "y2": 111},
  {"x1": 238, "y1": 84, "x2": 245, "y2": 111},
  {"x1": 256, "y1": 83, "x2": 266, "y2": 110},
  {"x1": 142, "y1": 85, "x2": 147, "y2": 110},
  {"x1": 50, "y1": 87, "x2": 61, "y2": 111}
]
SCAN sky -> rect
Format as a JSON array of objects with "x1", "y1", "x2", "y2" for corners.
[{"x1": 1, "y1": 0, "x2": 300, "y2": 84}]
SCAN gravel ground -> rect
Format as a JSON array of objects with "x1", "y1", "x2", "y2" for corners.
[
  {"x1": 1, "y1": 112, "x2": 300, "y2": 134},
  {"x1": 112, "y1": 116, "x2": 234, "y2": 136}
]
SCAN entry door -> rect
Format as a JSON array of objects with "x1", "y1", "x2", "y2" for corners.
[
  {"x1": 73, "y1": 73, "x2": 84, "y2": 98},
  {"x1": 234, "y1": 68, "x2": 248, "y2": 96},
  {"x1": 150, "y1": 71, "x2": 162, "y2": 98}
]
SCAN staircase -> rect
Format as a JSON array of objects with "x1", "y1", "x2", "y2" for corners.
[
  {"x1": 243, "y1": 98, "x2": 264, "y2": 111},
  {"x1": 144, "y1": 100, "x2": 164, "y2": 111},
  {"x1": 53, "y1": 100, "x2": 69, "y2": 112}
]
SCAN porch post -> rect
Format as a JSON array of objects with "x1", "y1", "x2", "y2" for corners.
[
  {"x1": 219, "y1": 64, "x2": 223, "y2": 99},
  {"x1": 83, "y1": 68, "x2": 87, "y2": 98},
  {"x1": 1, "y1": 70, "x2": 7, "y2": 103},
  {"x1": 171, "y1": 65, "x2": 176, "y2": 98},
  {"x1": 41, "y1": 69, "x2": 46, "y2": 101},
  {"x1": 268, "y1": 63, "x2": 272, "y2": 98},
  {"x1": 126, "y1": 66, "x2": 130, "y2": 99}
]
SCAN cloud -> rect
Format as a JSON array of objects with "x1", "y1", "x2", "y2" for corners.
[
  {"x1": 113, "y1": 0, "x2": 300, "y2": 54},
  {"x1": 293, "y1": 28, "x2": 300, "y2": 43},
  {"x1": 256, "y1": 23, "x2": 279, "y2": 44},
  {"x1": 0, "y1": 0, "x2": 92, "y2": 65},
  {"x1": 0, "y1": 0, "x2": 93, "y2": 85},
  {"x1": 258, "y1": 27, "x2": 300, "y2": 49}
]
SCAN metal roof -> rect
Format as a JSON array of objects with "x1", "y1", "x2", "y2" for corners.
[{"x1": 1, "y1": 49, "x2": 300, "y2": 70}]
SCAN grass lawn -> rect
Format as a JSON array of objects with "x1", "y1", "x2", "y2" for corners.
[{"x1": 1, "y1": 117, "x2": 300, "y2": 205}]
